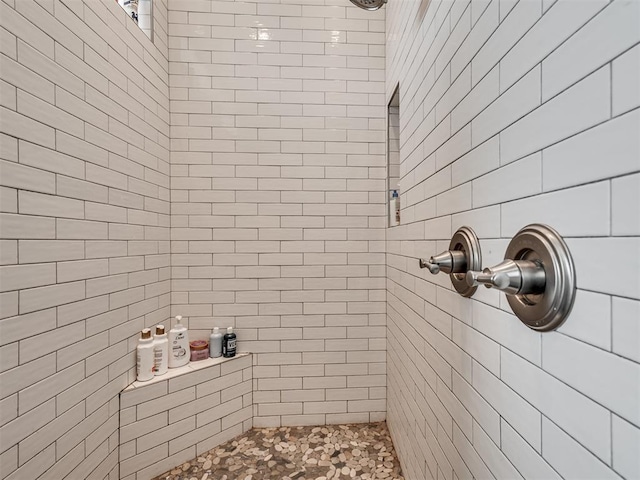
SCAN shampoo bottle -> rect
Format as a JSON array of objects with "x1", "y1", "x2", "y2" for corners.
[
  {"x1": 222, "y1": 327, "x2": 236, "y2": 358},
  {"x1": 153, "y1": 325, "x2": 168, "y2": 376},
  {"x1": 136, "y1": 329, "x2": 154, "y2": 382},
  {"x1": 209, "y1": 327, "x2": 223, "y2": 358},
  {"x1": 168, "y1": 316, "x2": 190, "y2": 368}
]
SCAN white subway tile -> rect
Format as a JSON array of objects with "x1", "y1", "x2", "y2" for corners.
[
  {"x1": 541, "y1": 418, "x2": 621, "y2": 480},
  {"x1": 0, "y1": 263, "x2": 56, "y2": 292},
  {"x1": 472, "y1": 301, "x2": 541, "y2": 365},
  {"x1": 543, "y1": 333, "x2": 640, "y2": 427},
  {"x1": 502, "y1": 347, "x2": 611, "y2": 462},
  {"x1": 18, "y1": 191, "x2": 84, "y2": 220},
  {"x1": 500, "y1": 0, "x2": 608, "y2": 92},
  {"x1": 567, "y1": 237, "x2": 640, "y2": 300},
  {"x1": 501, "y1": 181, "x2": 610, "y2": 237},
  {"x1": 501, "y1": 420, "x2": 562, "y2": 480},
  {"x1": 612, "y1": 415, "x2": 640, "y2": 480},
  {"x1": 542, "y1": 0, "x2": 640, "y2": 101},
  {"x1": 501, "y1": 66, "x2": 611, "y2": 165},
  {"x1": 612, "y1": 297, "x2": 640, "y2": 364},
  {"x1": 612, "y1": 173, "x2": 640, "y2": 236},
  {"x1": 0, "y1": 106, "x2": 54, "y2": 149},
  {"x1": 473, "y1": 152, "x2": 541, "y2": 207},
  {"x1": 557, "y1": 289, "x2": 611, "y2": 350},
  {"x1": 612, "y1": 43, "x2": 640, "y2": 116},
  {"x1": 451, "y1": 0, "x2": 499, "y2": 80},
  {"x1": 472, "y1": 361, "x2": 541, "y2": 451},
  {"x1": 472, "y1": 0, "x2": 541, "y2": 86},
  {"x1": 473, "y1": 420, "x2": 524, "y2": 480},
  {"x1": 542, "y1": 109, "x2": 640, "y2": 191}
]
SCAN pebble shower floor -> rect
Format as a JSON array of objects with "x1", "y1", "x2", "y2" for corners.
[{"x1": 152, "y1": 422, "x2": 404, "y2": 480}]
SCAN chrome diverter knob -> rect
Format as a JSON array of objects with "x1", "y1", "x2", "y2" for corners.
[
  {"x1": 418, "y1": 227, "x2": 482, "y2": 297},
  {"x1": 419, "y1": 250, "x2": 468, "y2": 275}
]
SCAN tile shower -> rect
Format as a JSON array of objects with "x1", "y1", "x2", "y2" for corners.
[{"x1": 0, "y1": 1, "x2": 638, "y2": 480}]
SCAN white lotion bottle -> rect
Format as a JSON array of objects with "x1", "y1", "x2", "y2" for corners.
[
  {"x1": 168, "y1": 316, "x2": 190, "y2": 368},
  {"x1": 153, "y1": 325, "x2": 168, "y2": 376},
  {"x1": 209, "y1": 327, "x2": 223, "y2": 358},
  {"x1": 136, "y1": 329, "x2": 154, "y2": 382}
]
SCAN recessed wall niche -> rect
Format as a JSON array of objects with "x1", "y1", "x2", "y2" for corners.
[
  {"x1": 117, "y1": 0, "x2": 153, "y2": 40},
  {"x1": 388, "y1": 85, "x2": 400, "y2": 227}
]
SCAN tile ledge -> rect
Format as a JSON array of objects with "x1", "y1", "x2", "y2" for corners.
[{"x1": 124, "y1": 352, "x2": 251, "y2": 391}]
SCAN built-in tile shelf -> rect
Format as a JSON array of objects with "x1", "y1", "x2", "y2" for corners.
[
  {"x1": 123, "y1": 352, "x2": 251, "y2": 390},
  {"x1": 119, "y1": 353, "x2": 253, "y2": 480}
]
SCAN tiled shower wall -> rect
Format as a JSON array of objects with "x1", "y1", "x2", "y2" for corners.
[
  {"x1": 119, "y1": 354, "x2": 253, "y2": 480},
  {"x1": 0, "y1": 1, "x2": 170, "y2": 478},
  {"x1": 168, "y1": 0, "x2": 388, "y2": 426},
  {"x1": 385, "y1": 0, "x2": 639, "y2": 479}
]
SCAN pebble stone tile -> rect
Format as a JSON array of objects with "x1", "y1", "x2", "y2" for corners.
[{"x1": 152, "y1": 422, "x2": 404, "y2": 480}]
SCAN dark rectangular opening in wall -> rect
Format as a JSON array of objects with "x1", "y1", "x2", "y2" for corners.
[{"x1": 388, "y1": 85, "x2": 400, "y2": 227}]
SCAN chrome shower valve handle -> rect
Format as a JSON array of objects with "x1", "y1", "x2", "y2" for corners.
[
  {"x1": 468, "y1": 224, "x2": 576, "y2": 332},
  {"x1": 419, "y1": 250, "x2": 468, "y2": 275},
  {"x1": 418, "y1": 258, "x2": 440, "y2": 274},
  {"x1": 417, "y1": 227, "x2": 482, "y2": 297},
  {"x1": 466, "y1": 259, "x2": 546, "y2": 296}
]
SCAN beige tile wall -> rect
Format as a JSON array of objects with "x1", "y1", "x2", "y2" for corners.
[
  {"x1": 167, "y1": 0, "x2": 388, "y2": 427},
  {"x1": 0, "y1": 1, "x2": 389, "y2": 478},
  {"x1": 0, "y1": 0, "x2": 170, "y2": 478},
  {"x1": 385, "y1": 0, "x2": 640, "y2": 479},
  {"x1": 119, "y1": 354, "x2": 253, "y2": 480}
]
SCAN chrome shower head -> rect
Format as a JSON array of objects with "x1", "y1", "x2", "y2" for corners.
[{"x1": 349, "y1": 0, "x2": 387, "y2": 11}]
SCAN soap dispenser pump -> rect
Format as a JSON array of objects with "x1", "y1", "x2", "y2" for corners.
[{"x1": 168, "y1": 316, "x2": 189, "y2": 368}]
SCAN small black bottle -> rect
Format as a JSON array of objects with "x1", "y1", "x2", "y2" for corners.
[{"x1": 222, "y1": 327, "x2": 236, "y2": 358}]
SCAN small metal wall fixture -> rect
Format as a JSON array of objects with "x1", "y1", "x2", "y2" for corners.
[
  {"x1": 349, "y1": 0, "x2": 387, "y2": 10},
  {"x1": 419, "y1": 227, "x2": 482, "y2": 297},
  {"x1": 466, "y1": 224, "x2": 576, "y2": 331}
]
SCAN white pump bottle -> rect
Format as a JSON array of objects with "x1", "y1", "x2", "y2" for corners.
[{"x1": 168, "y1": 316, "x2": 189, "y2": 368}]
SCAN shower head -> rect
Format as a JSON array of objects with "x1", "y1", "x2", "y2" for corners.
[{"x1": 349, "y1": 0, "x2": 387, "y2": 11}]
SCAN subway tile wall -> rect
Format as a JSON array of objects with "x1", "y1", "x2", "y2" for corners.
[
  {"x1": 167, "y1": 0, "x2": 388, "y2": 427},
  {"x1": 0, "y1": 0, "x2": 170, "y2": 478},
  {"x1": 119, "y1": 354, "x2": 253, "y2": 480},
  {"x1": 385, "y1": 0, "x2": 640, "y2": 479},
  {"x1": 2, "y1": 1, "x2": 639, "y2": 479}
]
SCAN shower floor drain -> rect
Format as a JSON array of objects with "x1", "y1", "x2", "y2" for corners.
[{"x1": 152, "y1": 422, "x2": 404, "y2": 480}]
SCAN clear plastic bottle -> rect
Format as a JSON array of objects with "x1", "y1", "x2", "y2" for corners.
[
  {"x1": 153, "y1": 325, "x2": 168, "y2": 376},
  {"x1": 136, "y1": 329, "x2": 154, "y2": 382},
  {"x1": 209, "y1": 327, "x2": 223, "y2": 358}
]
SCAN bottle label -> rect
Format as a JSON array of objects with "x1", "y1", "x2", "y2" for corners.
[
  {"x1": 172, "y1": 344, "x2": 186, "y2": 359},
  {"x1": 153, "y1": 346, "x2": 162, "y2": 372},
  {"x1": 223, "y1": 337, "x2": 236, "y2": 356}
]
